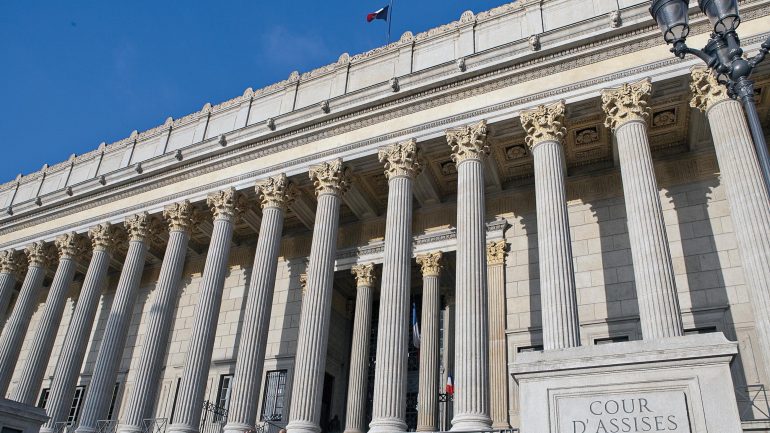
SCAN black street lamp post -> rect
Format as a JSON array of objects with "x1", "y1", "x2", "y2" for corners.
[{"x1": 650, "y1": 0, "x2": 770, "y2": 193}]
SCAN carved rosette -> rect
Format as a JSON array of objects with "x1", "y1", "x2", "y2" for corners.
[
  {"x1": 378, "y1": 139, "x2": 423, "y2": 180},
  {"x1": 124, "y1": 212, "x2": 162, "y2": 242},
  {"x1": 25, "y1": 241, "x2": 56, "y2": 269},
  {"x1": 207, "y1": 188, "x2": 248, "y2": 222},
  {"x1": 520, "y1": 101, "x2": 567, "y2": 148},
  {"x1": 163, "y1": 200, "x2": 202, "y2": 234},
  {"x1": 416, "y1": 251, "x2": 443, "y2": 277},
  {"x1": 89, "y1": 222, "x2": 127, "y2": 253},
  {"x1": 601, "y1": 78, "x2": 653, "y2": 131},
  {"x1": 256, "y1": 173, "x2": 297, "y2": 210},
  {"x1": 446, "y1": 120, "x2": 490, "y2": 165},
  {"x1": 0, "y1": 249, "x2": 27, "y2": 280},
  {"x1": 299, "y1": 273, "x2": 308, "y2": 297},
  {"x1": 689, "y1": 67, "x2": 731, "y2": 112},
  {"x1": 55, "y1": 232, "x2": 91, "y2": 262},
  {"x1": 309, "y1": 158, "x2": 352, "y2": 197},
  {"x1": 486, "y1": 241, "x2": 508, "y2": 266},
  {"x1": 351, "y1": 263, "x2": 376, "y2": 287}
]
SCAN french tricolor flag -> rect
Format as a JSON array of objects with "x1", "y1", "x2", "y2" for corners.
[
  {"x1": 446, "y1": 374, "x2": 454, "y2": 396},
  {"x1": 366, "y1": 6, "x2": 390, "y2": 23}
]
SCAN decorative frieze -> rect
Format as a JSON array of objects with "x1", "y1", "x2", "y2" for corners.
[
  {"x1": 55, "y1": 233, "x2": 91, "y2": 262},
  {"x1": 163, "y1": 200, "x2": 202, "y2": 234},
  {"x1": 207, "y1": 188, "x2": 248, "y2": 222},
  {"x1": 351, "y1": 263, "x2": 376, "y2": 287},
  {"x1": 486, "y1": 241, "x2": 508, "y2": 266},
  {"x1": 689, "y1": 67, "x2": 731, "y2": 112},
  {"x1": 379, "y1": 139, "x2": 423, "y2": 180},
  {"x1": 416, "y1": 252, "x2": 442, "y2": 277},
  {"x1": 0, "y1": 249, "x2": 26, "y2": 280},
  {"x1": 601, "y1": 78, "x2": 652, "y2": 131},
  {"x1": 89, "y1": 223, "x2": 126, "y2": 253},
  {"x1": 25, "y1": 242, "x2": 56, "y2": 268},
  {"x1": 521, "y1": 101, "x2": 567, "y2": 148},
  {"x1": 256, "y1": 174, "x2": 296, "y2": 210},
  {"x1": 447, "y1": 120, "x2": 490, "y2": 164},
  {"x1": 309, "y1": 158, "x2": 352, "y2": 196}
]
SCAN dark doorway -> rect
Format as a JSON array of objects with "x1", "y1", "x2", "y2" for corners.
[{"x1": 320, "y1": 373, "x2": 335, "y2": 433}]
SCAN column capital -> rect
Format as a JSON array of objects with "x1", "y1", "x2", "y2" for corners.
[
  {"x1": 55, "y1": 232, "x2": 91, "y2": 262},
  {"x1": 0, "y1": 249, "x2": 27, "y2": 280},
  {"x1": 521, "y1": 100, "x2": 567, "y2": 148},
  {"x1": 25, "y1": 241, "x2": 56, "y2": 269},
  {"x1": 124, "y1": 212, "x2": 162, "y2": 242},
  {"x1": 351, "y1": 263, "x2": 376, "y2": 287},
  {"x1": 486, "y1": 241, "x2": 508, "y2": 266},
  {"x1": 378, "y1": 139, "x2": 423, "y2": 180},
  {"x1": 163, "y1": 200, "x2": 202, "y2": 234},
  {"x1": 416, "y1": 251, "x2": 443, "y2": 277},
  {"x1": 446, "y1": 120, "x2": 490, "y2": 165},
  {"x1": 89, "y1": 223, "x2": 127, "y2": 253},
  {"x1": 207, "y1": 188, "x2": 248, "y2": 222},
  {"x1": 299, "y1": 273, "x2": 308, "y2": 297},
  {"x1": 601, "y1": 78, "x2": 652, "y2": 131},
  {"x1": 256, "y1": 173, "x2": 296, "y2": 210},
  {"x1": 689, "y1": 67, "x2": 731, "y2": 113},
  {"x1": 309, "y1": 158, "x2": 352, "y2": 197}
]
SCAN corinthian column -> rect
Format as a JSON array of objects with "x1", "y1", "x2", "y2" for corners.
[
  {"x1": 224, "y1": 175, "x2": 295, "y2": 433},
  {"x1": 0, "y1": 241, "x2": 55, "y2": 395},
  {"x1": 343, "y1": 264, "x2": 376, "y2": 433},
  {"x1": 486, "y1": 241, "x2": 510, "y2": 429},
  {"x1": 602, "y1": 79, "x2": 684, "y2": 339},
  {"x1": 415, "y1": 252, "x2": 441, "y2": 433},
  {"x1": 42, "y1": 223, "x2": 125, "y2": 433},
  {"x1": 118, "y1": 202, "x2": 201, "y2": 433},
  {"x1": 168, "y1": 188, "x2": 246, "y2": 433},
  {"x1": 690, "y1": 68, "x2": 770, "y2": 367},
  {"x1": 446, "y1": 121, "x2": 492, "y2": 431},
  {"x1": 76, "y1": 213, "x2": 161, "y2": 433},
  {"x1": 370, "y1": 140, "x2": 422, "y2": 433},
  {"x1": 521, "y1": 102, "x2": 581, "y2": 350},
  {"x1": 13, "y1": 232, "x2": 90, "y2": 404},
  {"x1": 0, "y1": 250, "x2": 26, "y2": 327},
  {"x1": 286, "y1": 159, "x2": 351, "y2": 433}
]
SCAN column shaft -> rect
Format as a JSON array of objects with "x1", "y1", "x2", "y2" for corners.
[
  {"x1": 42, "y1": 249, "x2": 111, "y2": 433},
  {"x1": 12, "y1": 257, "x2": 78, "y2": 404},
  {"x1": 487, "y1": 243, "x2": 509, "y2": 430},
  {"x1": 343, "y1": 280, "x2": 373, "y2": 433},
  {"x1": 416, "y1": 272, "x2": 439, "y2": 432},
  {"x1": 76, "y1": 239, "x2": 148, "y2": 433},
  {"x1": 0, "y1": 272, "x2": 16, "y2": 326}
]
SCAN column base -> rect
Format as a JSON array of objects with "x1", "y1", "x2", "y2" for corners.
[
  {"x1": 450, "y1": 414, "x2": 492, "y2": 431},
  {"x1": 286, "y1": 420, "x2": 321, "y2": 433},
  {"x1": 415, "y1": 425, "x2": 438, "y2": 432},
  {"x1": 369, "y1": 417, "x2": 408, "y2": 433},
  {"x1": 512, "y1": 333, "x2": 742, "y2": 433},
  {"x1": 223, "y1": 421, "x2": 253, "y2": 433},
  {"x1": 490, "y1": 422, "x2": 511, "y2": 430},
  {"x1": 167, "y1": 422, "x2": 199, "y2": 433},
  {"x1": 116, "y1": 423, "x2": 144, "y2": 433},
  {"x1": 342, "y1": 429, "x2": 364, "y2": 433}
]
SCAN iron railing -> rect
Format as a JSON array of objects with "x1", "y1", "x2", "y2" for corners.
[
  {"x1": 96, "y1": 420, "x2": 118, "y2": 433},
  {"x1": 53, "y1": 422, "x2": 71, "y2": 433},
  {"x1": 254, "y1": 420, "x2": 284, "y2": 433},
  {"x1": 736, "y1": 384, "x2": 770, "y2": 421},
  {"x1": 199, "y1": 401, "x2": 229, "y2": 433},
  {"x1": 142, "y1": 418, "x2": 169, "y2": 433}
]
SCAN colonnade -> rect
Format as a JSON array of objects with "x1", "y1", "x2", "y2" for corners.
[{"x1": 0, "y1": 70, "x2": 768, "y2": 433}]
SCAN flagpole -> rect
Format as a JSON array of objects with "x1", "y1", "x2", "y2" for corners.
[{"x1": 386, "y1": 0, "x2": 394, "y2": 44}]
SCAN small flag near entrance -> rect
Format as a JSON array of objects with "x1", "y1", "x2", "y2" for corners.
[
  {"x1": 366, "y1": 6, "x2": 390, "y2": 22},
  {"x1": 412, "y1": 303, "x2": 421, "y2": 349},
  {"x1": 446, "y1": 374, "x2": 454, "y2": 395}
]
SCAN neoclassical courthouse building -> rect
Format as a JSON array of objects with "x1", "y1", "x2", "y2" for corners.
[{"x1": 1, "y1": 0, "x2": 770, "y2": 432}]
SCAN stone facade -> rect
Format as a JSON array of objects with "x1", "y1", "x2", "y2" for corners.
[{"x1": 1, "y1": 0, "x2": 770, "y2": 432}]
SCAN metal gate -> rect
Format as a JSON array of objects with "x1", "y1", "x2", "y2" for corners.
[{"x1": 199, "y1": 400, "x2": 228, "y2": 433}]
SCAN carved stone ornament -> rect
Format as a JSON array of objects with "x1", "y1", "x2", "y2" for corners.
[
  {"x1": 25, "y1": 241, "x2": 57, "y2": 268},
  {"x1": 309, "y1": 158, "x2": 352, "y2": 197},
  {"x1": 124, "y1": 212, "x2": 162, "y2": 242},
  {"x1": 89, "y1": 222, "x2": 127, "y2": 252},
  {"x1": 416, "y1": 251, "x2": 443, "y2": 277},
  {"x1": 446, "y1": 120, "x2": 490, "y2": 165},
  {"x1": 300, "y1": 273, "x2": 308, "y2": 297},
  {"x1": 529, "y1": 34, "x2": 540, "y2": 51},
  {"x1": 378, "y1": 139, "x2": 423, "y2": 180},
  {"x1": 55, "y1": 232, "x2": 91, "y2": 262},
  {"x1": 520, "y1": 101, "x2": 567, "y2": 148},
  {"x1": 609, "y1": 9, "x2": 622, "y2": 28},
  {"x1": 601, "y1": 78, "x2": 653, "y2": 131},
  {"x1": 163, "y1": 200, "x2": 202, "y2": 234},
  {"x1": 351, "y1": 263, "x2": 376, "y2": 287},
  {"x1": 689, "y1": 67, "x2": 731, "y2": 112},
  {"x1": 207, "y1": 188, "x2": 248, "y2": 222},
  {"x1": 256, "y1": 173, "x2": 297, "y2": 210},
  {"x1": 486, "y1": 240, "x2": 508, "y2": 266},
  {"x1": 0, "y1": 249, "x2": 27, "y2": 280}
]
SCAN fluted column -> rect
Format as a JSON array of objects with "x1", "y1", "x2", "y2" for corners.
[
  {"x1": 42, "y1": 223, "x2": 124, "y2": 433},
  {"x1": 486, "y1": 241, "x2": 510, "y2": 429},
  {"x1": 168, "y1": 188, "x2": 246, "y2": 433},
  {"x1": 343, "y1": 264, "x2": 376, "y2": 433},
  {"x1": 521, "y1": 102, "x2": 581, "y2": 350},
  {"x1": 370, "y1": 140, "x2": 422, "y2": 433},
  {"x1": 0, "y1": 241, "x2": 55, "y2": 395},
  {"x1": 286, "y1": 159, "x2": 351, "y2": 433},
  {"x1": 416, "y1": 252, "x2": 441, "y2": 433},
  {"x1": 602, "y1": 79, "x2": 684, "y2": 339},
  {"x1": 12, "y1": 233, "x2": 90, "y2": 404},
  {"x1": 224, "y1": 175, "x2": 295, "y2": 433},
  {"x1": 76, "y1": 213, "x2": 160, "y2": 433},
  {"x1": 690, "y1": 68, "x2": 770, "y2": 368},
  {"x1": 0, "y1": 250, "x2": 26, "y2": 327},
  {"x1": 446, "y1": 121, "x2": 492, "y2": 431},
  {"x1": 118, "y1": 202, "x2": 201, "y2": 433}
]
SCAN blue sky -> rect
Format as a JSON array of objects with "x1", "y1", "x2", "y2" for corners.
[{"x1": 0, "y1": 0, "x2": 507, "y2": 182}]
